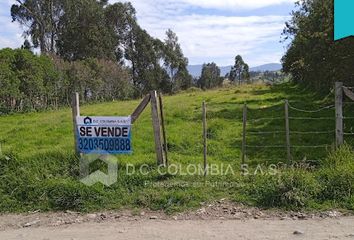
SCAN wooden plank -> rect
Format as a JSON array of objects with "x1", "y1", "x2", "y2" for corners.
[
  {"x1": 131, "y1": 94, "x2": 151, "y2": 124},
  {"x1": 285, "y1": 100, "x2": 291, "y2": 164},
  {"x1": 150, "y1": 91, "x2": 165, "y2": 166},
  {"x1": 343, "y1": 87, "x2": 354, "y2": 101},
  {"x1": 335, "y1": 82, "x2": 344, "y2": 148},
  {"x1": 202, "y1": 101, "x2": 207, "y2": 177},
  {"x1": 242, "y1": 104, "x2": 247, "y2": 164},
  {"x1": 158, "y1": 93, "x2": 168, "y2": 166},
  {"x1": 71, "y1": 92, "x2": 80, "y2": 156}
]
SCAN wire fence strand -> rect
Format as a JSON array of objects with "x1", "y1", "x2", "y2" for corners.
[
  {"x1": 247, "y1": 131, "x2": 286, "y2": 135},
  {"x1": 248, "y1": 117, "x2": 284, "y2": 123},
  {"x1": 289, "y1": 117, "x2": 333, "y2": 120},
  {"x1": 243, "y1": 95, "x2": 353, "y2": 163},
  {"x1": 291, "y1": 145, "x2": 331, "y2": 148},
  {"x1": 245, "y1": 145, "x2": 285, "y2": 149},
  {"x1": 288, "y1": 103, "x2": 335, "y2": 113},
  {"x1": 290, "y1": 130, "x2": 335, "y2": 135}
]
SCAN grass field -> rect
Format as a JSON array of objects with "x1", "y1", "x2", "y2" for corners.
[{"x1": 0, "y1": 83, "x2": 354, "y2": 213}]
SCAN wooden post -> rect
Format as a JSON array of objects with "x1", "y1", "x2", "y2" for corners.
[
  {"x1": 131, "y1": 94, "x2": 151, "y2": 124},
  {"x1": 242, "y1": 103, "x2": 247, "y2": 164},
  {"x1": 202, "y1": 101, "x2": 207, "y2": 177},
  {"x1": 335, "y1": 82, "x2": 344, "y2": 148},
  {"x1": 71, "y1": 92, "x2": 80, "y2": 156},
  {"x1": 158, "y1": 93, "x2": 168, "y2": 166},
  {"x1": 285, "y1": 100, "x2": 291, "y2": 164},
  {"x1": 150, "y1": 91, "x2": 165, "y2": 166}
]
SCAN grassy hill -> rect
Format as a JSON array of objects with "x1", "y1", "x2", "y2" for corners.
[{"x1": 0, "y1": 84, "x2": 353, "y2": 213}]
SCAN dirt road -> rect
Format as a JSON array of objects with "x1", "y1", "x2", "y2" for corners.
[
  {"x1": 1, "y1": 217, "x2": 354, "y2": 240},
  {"x1": 1, "y1": 201, "x2": 353, "y2": 240}
]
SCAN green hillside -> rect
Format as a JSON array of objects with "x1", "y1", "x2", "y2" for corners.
[{"x1": 0, "y1": 84, "x2": 354, "y2": 213}]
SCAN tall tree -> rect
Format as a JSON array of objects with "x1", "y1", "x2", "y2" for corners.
[
  {"x1": 229, "y1": 55, "x2": 248, "y2": 85},
  {"x1": 198, "y1": 62, "x2": 223, "y2": 89},
  {"x1": 11, "y1": 0, "x2": 62, "y2": 54},
  {"x1": 57, "y1": 0, "x2": 115, "y2": 61},
  {"x1": 242, "y1": 64, "x2": 250, "y2": 83},
  {"x1": 163, "y1": 29, "x2": 190, "y2": 92},
  {"x1": 104, "y1": 2, "x2": 137, "y2": 64},
  {"x1": 282, "y1": 0, "x2": 354, "y2": 91}
]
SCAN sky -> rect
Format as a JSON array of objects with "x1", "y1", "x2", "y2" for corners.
[{"x1": 0, "y1": 0, "x2": 296, "y2": 67}]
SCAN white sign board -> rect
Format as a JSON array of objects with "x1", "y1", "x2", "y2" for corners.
[{"x1": 76, "y1": 116, "x2": 132, "y2": 154}]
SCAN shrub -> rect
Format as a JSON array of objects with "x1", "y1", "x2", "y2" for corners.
[
  {"x1": 247, "y1": 170, "x2": 321, "y2": 209},
  {"x1": 316, "y1": 145, "x2": 354, "y2": 204},
  {"x1": 321, "y1": 144, "x2": 354, "y2": 168}
]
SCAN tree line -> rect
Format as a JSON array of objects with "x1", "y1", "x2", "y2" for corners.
[
  {"x1": 0, "y1": 0, "x2": 254, "y2": 113},
  {"x1": 282, "y1": 0, "x2": 354, "y2": 92},
  {"x1": 0, "y1": 0, "x2": 192, "y2": 113},
  {"x1": 0, "y1": 48, "x2": 134, "y2": 113},
  {"x1": 197, "y1": 55, "x2": 250, "y2": 89}
]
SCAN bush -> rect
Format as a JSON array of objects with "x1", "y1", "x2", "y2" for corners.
[
  {"x1": 316, "y1": 145, "x2": 354, "y2": 204},
  {"x1": 317, "y1": 167, "x2": 354, "y2": 202},
  {"x1": 247, "y1": 170, "x2": 321, "y2": 209},
  {"x1": 321, "y1": 144, "x2": 354, "y2": 168}
]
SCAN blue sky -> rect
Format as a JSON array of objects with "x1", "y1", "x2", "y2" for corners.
[{"x1": 0, "y1": 0, "x2": 296, "y2": 67}]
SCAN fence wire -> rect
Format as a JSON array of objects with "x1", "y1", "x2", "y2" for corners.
[
  {"x1": 288, "y1": 103, "x2": 335, "y2": 113},
  {"x1": 164, "y1": 91, "x2": 353, "y2": 167},
  {"x1": 244, "y1": 101, "x2": 337, "y2": 164}
]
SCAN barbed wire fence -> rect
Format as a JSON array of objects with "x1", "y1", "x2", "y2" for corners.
[
  {"x1": 170, "y1": 82, "x2": 354, "y2": 171},
  {"x1": 243, "y1": 102, "x2": 335, "y2": 164},
  {"x1": 343, "y1": 85, "x2": 354, "y2": 146},
  {"x1": 241, "y1": 82, "x2": 354, "y2": 165}
]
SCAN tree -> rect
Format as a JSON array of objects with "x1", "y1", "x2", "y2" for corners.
[
  {"x1": 229, "y1": 55, "x2": 249, "y2": 85},
  {"x1": 104, "y1": 2, "x2": 137, "y2": 64},
  {"x1": 0, "y1": 49, "x2": 20, "y2": 112},
  {"x1": 175, "y1": 66, "x2": 193, "y2": 90},
  {"x1": 57, "y1": 0, "x2": 115, "y2": 61},
  {"x1": 242, "y1": 64, "x2": 250, "y2": 83},
  {"x1": 282, "y1": 0, "x2": 354, "y2": 91},
  {"x1": 163, "y1": 29, "x2": 190, "y2": 92},
  {"x1": 198, "y1": 63, "x2": 223, "y2": 89},
  {"x1": 7, "y1": 0, "x2": 192, "y2": 105},
  {"x1": 11, "y1": 0, "x2": 127, "y2": 61},
  {"x1": 11, "y1": 0, "x2": 62, "y2": 54}
]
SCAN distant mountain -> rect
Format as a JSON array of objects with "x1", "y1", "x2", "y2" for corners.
[
  {"x1": 250, "y1": 63, "x2": 282, "y2": 72},
  {"x1": 187, "y1": 63, "x2": 282, "y2": 78}
]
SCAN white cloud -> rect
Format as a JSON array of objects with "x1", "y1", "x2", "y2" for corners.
[
  {"x1": 0, "y1": 0, "x2": 294, "y2": 66},
  {"x1": 116, "y1": 0, "x2": 293, "y2": 66},
  {"x1": 0, "y1": 15, "x2": 23, "y2": 49},
  {"x1": 174, "y1": 0, "x2": 295, "y2": 10},
  {"x1": 0, "y1": 0, "x2": 24, "y2": 49}
]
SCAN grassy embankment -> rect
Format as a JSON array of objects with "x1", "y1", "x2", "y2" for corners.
[{"x1": 0, "y1": 83, "x2": 353, "y2": 213}]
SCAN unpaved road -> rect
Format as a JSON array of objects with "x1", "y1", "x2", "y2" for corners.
[
  {"x1": 1, "y1": 217, "x2": 354, "y2": 240},
  {"x1": 1, "y1": 201, "x2": 353, "y2": 240}
]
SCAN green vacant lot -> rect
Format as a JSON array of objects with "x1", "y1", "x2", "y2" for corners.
[{"x1": 0, "y1": 84, "x2": 354, "y2": 213}]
